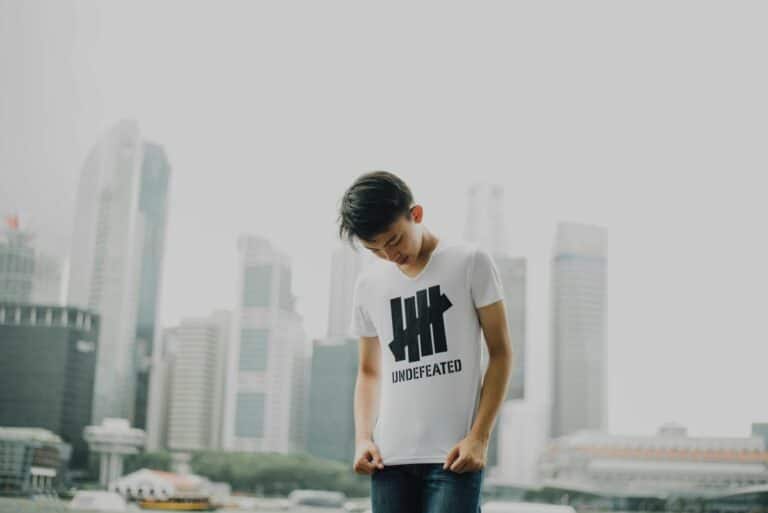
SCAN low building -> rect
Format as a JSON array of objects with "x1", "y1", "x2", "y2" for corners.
[
  {"x1": 0, "y1": 427, "x2": 71, "y2": 496},
  {"x1": 539, "y1": 423, "x2": 768, "y2": 494}
]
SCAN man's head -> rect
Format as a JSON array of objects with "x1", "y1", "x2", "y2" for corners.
[{"x1": 338, "y1": 170, "x2": 426, "y2": 265}]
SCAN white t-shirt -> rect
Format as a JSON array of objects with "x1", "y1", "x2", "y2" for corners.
[{"x1": 349, "y1": 237, "x2": 505, "y2": 465}]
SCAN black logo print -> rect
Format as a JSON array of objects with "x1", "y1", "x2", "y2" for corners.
[{"x1": 388, "y1": 285, "x2": 452, "y2": 363}]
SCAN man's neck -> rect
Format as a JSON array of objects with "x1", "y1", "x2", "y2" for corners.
[{"x1": 401, "y1": 231, "x2": 439, "y2": 274}]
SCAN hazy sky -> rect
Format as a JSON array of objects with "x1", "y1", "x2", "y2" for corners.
[{"x1": 1, "y1": 1, "x2": 766, "y2": 437}]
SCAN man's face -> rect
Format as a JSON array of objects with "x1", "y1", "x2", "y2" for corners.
[{"x1": 361, "y1": 209, "x2": 420, "y2": 266}]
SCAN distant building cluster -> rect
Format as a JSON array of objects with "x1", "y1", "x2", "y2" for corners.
[{"x1": 2, "y1": 118, "x2": 765, "y2": 500}]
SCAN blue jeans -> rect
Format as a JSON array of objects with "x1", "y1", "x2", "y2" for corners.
[{"x1": 371, "y1": 463, "x2": 484, "y2": 513}]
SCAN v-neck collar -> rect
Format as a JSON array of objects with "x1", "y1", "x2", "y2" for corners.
[{"x1": 395, "y1": 237, "x2": 443, "y2": 281}]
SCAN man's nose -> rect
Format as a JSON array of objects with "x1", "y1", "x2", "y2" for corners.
[{"x1": 384, "y1": 247, "x2": 399, "y2": 261}]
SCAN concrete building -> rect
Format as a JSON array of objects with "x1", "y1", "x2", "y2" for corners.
[
  {"x1": 306, "y1": 337, "x2": 358, "y2": 463},
  {"x1": 550, "y1": 222, "x2": 607, "y2": 438},
  {"x1": 164, "y1": 311, "x2": 231, "y2": 451},
  {"x1": 223, "y1": 235, "x2": 309, "y2": 453},
  {"x1": 539, "y1": 423, "x2": 768, "y2": 493},
  {"x1": 462, "y1": 183, "x2": 530, "y2": 468},
  {"x1": 328, "y1": 243, "x2": 367, "y2": 339},
  {"x1": 0, "y1": 428, "x2": 71, "y2": 495},
  {"x1": 0, "y1": 217, "x2": 35, "y2": 303},
  {"x1": 67, "y1": 120, "x2": 170, "y2": 426},
  {"x1": 0, "y1": 303, "x2": 99, "y2": 468}
]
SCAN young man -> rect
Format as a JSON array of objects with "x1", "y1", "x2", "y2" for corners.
[{"x1": 337, "y1": 171, "x2": 513, "y2": 513}]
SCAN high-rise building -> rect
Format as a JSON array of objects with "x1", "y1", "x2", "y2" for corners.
[
  {"x1": 222, "y1": 235, "x2": 309, "y2": 453},
  {"x1": 1, "y1": 217, "x2": 66, "y2": 306},
  {"x1": 0, "y1": 303, "x2": 99, "y2": 468},
  {"x1": 67, "y1": 120, "x2": 170, "y2": 426},
  {"x1": 550, "y1": 222, "x2": 607, "y2": 438},
  {"x1": 307, "y1": 337, "x2": 358, "y2": 463},
  {"x1": 164, "y1": 311, "x2": 230, "y2": 451},
  {"x1": 328, "y1": 243, "x2": 367, "y2": 338},
  {"x1": 0, "y1": 217, "x2": 35, "y2": 303},
  {"x1": 463, "y1": 183, "x2": 509, "y2": 255},
  {"x1": 145, "y1": 327, "x2": 178, "y2": 451},
  {"x1": 462, "y1": 183, "x2": 529, "y2": 468},
  {"x1": 133, "y1": 142, "x2": 171, "y2": 431}
]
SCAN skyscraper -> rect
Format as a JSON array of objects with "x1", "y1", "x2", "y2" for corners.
[
  {"x1": 1, "y1": 217, "x2": 66, "y2": 306},
  {"x1": 0, "y1": 219, "x2": 35, "y2": 303},
  {"x1": 462, "y1": 183, "x2": 526, "y2": 400},
  {"x1": 67, "y1": 120, "x2": 170, "y2": 425},
  {"x1": 307, "y1": 338, "x2": 358, "y2": 463},
  {"x1": 550, "y1": 222, "x2": 607, "y2": 438},
  {"x1": 328, "y1": 243, "x2": 367, "y2": 339},
  {"x1": 222, "y1": 235, "x2": 309, "y2": 453},
  {"x1": 0, "y1": 303, "x2": 99, "y2": 468},
  {"x1": 165, "y1": 311, "x2": 230, "y2": 451},
  {"x1": 133, "y1": 142, "x2": 171, "y2": 431}
]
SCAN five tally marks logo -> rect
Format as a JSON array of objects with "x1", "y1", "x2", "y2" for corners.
[{"x1": 388, "y1": 285, "x2": 453, "y2": 363}]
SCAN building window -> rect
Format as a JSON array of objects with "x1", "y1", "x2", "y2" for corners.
[
  {"x1": 243, "y1": 264, "x2": 272, "y2": 307},
  {"x1": 235, "y1": 392, "x2": 265, "y2": 438},
  {"x1": 239, "y1": 328, "x2": 269, "y2": 371}
]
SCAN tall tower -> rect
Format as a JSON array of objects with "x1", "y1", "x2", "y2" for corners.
[
  {"x1": 67, "y1": 120, "x2": 170, "y2": 425},
  {"x1": 463, "y1": 182, "x2": 509, "y2": 255},
  {"x1": 327, "y1": 243, "x2": 366, "y2": 339},
  {"x1": 133, "y1": 142, "x2": 171, "y2": 431},
  {"x1": 550, "y1": 222, "x2": 607, "y2": 438},
  {"x1": 462, "y1": 183, "x2": 526, "y2": 400},
  {"x1": 223, "y1": 235, "x2": 308, "y2": 453},
  {"x1": 165, "y1": 311, "x2": 230, "y2": 451}
]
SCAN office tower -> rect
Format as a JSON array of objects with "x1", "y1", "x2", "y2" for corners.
[
  {"x1": 67, "y1": 120, "x2": 170, "y2": 425},
  {"x1": 463, "y1": 183, "x2": 529, "y2": 469},
  {"x1": 0, "y1": 303, "x2": 99, "y2": 468},
  {"x1": 0, "y1": 216, "x2": 35, "y2": 302},
  {"x1": 463, "y1": 183, "x2": 509, "y2": 255},
  {"x1": 133, "y1": 141, "x2": 171, "y2": 431},
  {"x1": 31, "y1": 252, "x2": 64, "y2": 305},
  {"x1": 223, "y1": 235, "x2": 309, "y2": 453},
  {"x1": 145, "y1": 327, "x2": 178, "y2": 451},
  {"x1": 164, "y1": 311, "x2": 230, "y2": 451},
  {"x1": 550, "y1": 222, "x2": 607, "y2": 438},
  {"x1": 328, "y1": 243, "x2": 367, "y2": 339},
  {"x1": 1, "y1": 216, "x2": 66, "y2": 306},
  {"x1": 306, "y1": 338, "x2": 358, "y2": 463}
]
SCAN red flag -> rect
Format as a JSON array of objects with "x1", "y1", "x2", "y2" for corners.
[{"x1": 6, "y1": 214, "x2": 19, "y2": 230}]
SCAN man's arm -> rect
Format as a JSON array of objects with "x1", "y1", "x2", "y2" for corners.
[
  {"x1": 469, "y1": 299, "x2": 513, "y2": 442},
  {"x1": 352, "y1": 335, "x2": 385, "y2": 474},
  {"x1": 444, "y1": 299, "x2": 513, "y2": 472}
]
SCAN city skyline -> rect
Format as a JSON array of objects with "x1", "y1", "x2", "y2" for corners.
[{"x1": 2, "y1": 1, "x2": 767, "y2": 438}]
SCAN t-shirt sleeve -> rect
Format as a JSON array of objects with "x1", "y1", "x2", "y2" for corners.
[
  {"x1": 470, "y1": 246, "x2": 505, "y2": 309},
  {"x1": 349, "y1": 275, "x2": 378, "y2": 338}
]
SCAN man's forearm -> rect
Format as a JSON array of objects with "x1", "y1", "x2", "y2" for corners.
[
  {"x1": 469, "y1": 347, "x2": 513, "y2": 441},
  {"x1": 354, "y1": 372, "x2": 380, "y2": 441}
]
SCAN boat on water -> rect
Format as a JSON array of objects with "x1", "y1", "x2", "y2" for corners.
[{"x1": 137, "y1": 497, "x2": 217, "y2": 511}]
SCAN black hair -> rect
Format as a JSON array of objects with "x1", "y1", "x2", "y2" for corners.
[{"x1": 337, "y1": 170, "x2": 414, "y2": 249}]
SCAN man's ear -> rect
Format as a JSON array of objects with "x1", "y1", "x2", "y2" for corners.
[{"x1": 410, "y1": 205, "x2": 423, "y2": 223}]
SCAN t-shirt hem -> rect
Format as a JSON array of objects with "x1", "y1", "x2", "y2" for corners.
[{"x1": 382, "y1": 456, "x2": 447, "y2": 465}]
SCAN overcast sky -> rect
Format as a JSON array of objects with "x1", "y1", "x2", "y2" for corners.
[{"x1": 1, "y1": 1, "x2": 766, "y2": 437}]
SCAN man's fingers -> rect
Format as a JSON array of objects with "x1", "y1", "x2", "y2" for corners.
[
  {"x1": 370, "y1": 445, "x2": 384, "y2": 468},
  {"x1": 450, "y1": 456, "x2": 467, "y2": 473},
  {"x1": 443, "y1": 446, "x2": 459, "y2": 469}
]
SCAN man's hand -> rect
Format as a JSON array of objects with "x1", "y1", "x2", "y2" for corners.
[
  {"x1": 443, "y1": 434, "x2": 488, "y2": 473},
  {"x1": 353, "y1": 438, "x2": 385, "y2": 475}
]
